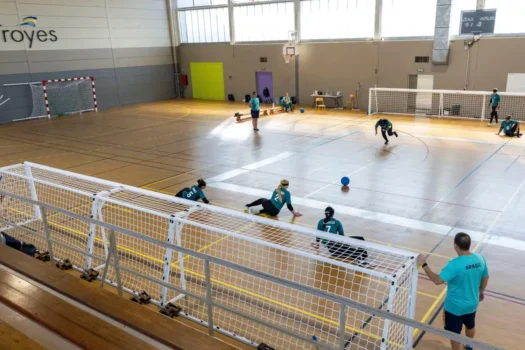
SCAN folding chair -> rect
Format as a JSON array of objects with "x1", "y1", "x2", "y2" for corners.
[{"x1": 315, "y1": 97, "x2": 326, "y2": 111}]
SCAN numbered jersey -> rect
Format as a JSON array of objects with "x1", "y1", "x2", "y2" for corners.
[
  {"x1": 317, "y1": 218, "x2": 344, "y2": 245},
  {"x1": 269, "y1": 188, "x2": 291, "y2": 211},
  {"x1": 182, "y1": 185, "x2": 207, "y2": 202}
]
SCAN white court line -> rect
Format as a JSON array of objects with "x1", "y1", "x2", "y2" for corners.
[
  {"x1": 208, "y1": 182, "x2": 525, "y2": 253},
  {"x1": 206, "y1": 151, "x2": 296, "y2": 183}
]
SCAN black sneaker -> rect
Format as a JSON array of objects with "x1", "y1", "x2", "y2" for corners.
[
  {"x1": 384, "y1": 141, "x2": 389, "y2": 145},
  {"x1": 395, "y1": 132, "x2": 398, "y2": 137},
  {"x1": 254, "y1": 128, "x2": 260, "y2": 132}
]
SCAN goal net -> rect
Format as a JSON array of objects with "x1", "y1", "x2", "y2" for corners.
[
  {"x1": 0, "y1": 162, "x2": 419, "y2": 350},
  {"x1": 30, "y1": 77, "x2": 98, "y2": 119},
  {"x1": 369, "y1": 87, "x2": 525, "y2": 121}
]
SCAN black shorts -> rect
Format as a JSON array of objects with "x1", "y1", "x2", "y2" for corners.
[
  {"x1": 505, "y1": 124, "x2": 518, "y2": 136},
  {"x1": 251, "y1": 110, "x2": 260, "y2": 118},
  {"x1": 443, "y1": 310, "x2": 476, "y2": 334},
  {"x1": 261, "y1": 199, "x2": 279, "y2": 216}
]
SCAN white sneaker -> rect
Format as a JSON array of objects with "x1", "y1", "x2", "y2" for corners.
[
  {"x1": 488, "y1": 123, "x2": 492, "y2": 126},
  {"x1": 248, "y1": 207, "x2": 260, "y2": 215},
  {"x1": 244, "y1": 206, "x2": 249, "y2": 212}
]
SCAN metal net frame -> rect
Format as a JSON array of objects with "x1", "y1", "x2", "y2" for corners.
[
  {"x1": 0, "y1": 162, "x2": 419, "y2": 350},
  {"x1": 369, "y1": 87, "x2": 525, "y2": 121}
]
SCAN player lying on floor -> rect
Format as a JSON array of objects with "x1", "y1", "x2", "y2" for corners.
[
  {"x1": 311, "y1": 207, "x2": 368, "y2": 265},
  {"x1": 245, "y1": 179, "x2": 302, "y2": 217},
  {"x1": 497, "y1": 116, "x2": 522, "y2": 138},
  {"x1": 175, "y1": 179, "x2": 210, "y2": 204}
]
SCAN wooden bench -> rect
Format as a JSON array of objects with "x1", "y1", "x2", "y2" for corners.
[
  {"x1": 0, "y1": 245, "x2": 238, "y2": 350},
  {"x1": 0, "y1": 269, "x2": 156, "y2": 350},
  {"x1": 234, "y1": 106, "x2": 284, "y2": 122},
  {"x1": 0, "y1": 319, "x2": 46, "y2": 350},
  {"x1": 261, "y1": 106, "x2": 283, "y2": 116}
]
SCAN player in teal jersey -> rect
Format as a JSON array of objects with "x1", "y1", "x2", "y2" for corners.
[
  {"x1": 497, "y1": 115, "x2": 521, "y2": 138},
  {"x1": 311, "y1": 207, "x2": 344, "y2": 248},
  {"x1": 489, "y1": 88, "x2": 501, "y2": 126},
  {"x1": 175, "y1": 179, "x2": 210, "y2": 204},
  {"x1": 418, "y1": 233, "x2": 489, "y2": 350},
  {"x1": 311, "y1": 207, "x2": 368, "y2": 263},
  {"x1": 375, "y1": 119, "x2": 398, "y2": 144},
  {"x1": 250, "y1": 92, "x2": 260, "y2": 132},
  {"x1": 245, "y1": 179, "x2": 302, "y2": 217}
]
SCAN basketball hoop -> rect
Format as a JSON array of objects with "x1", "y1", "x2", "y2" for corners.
[{"x1": 282, "y1": 42, "x2": 298, "y2": 64}]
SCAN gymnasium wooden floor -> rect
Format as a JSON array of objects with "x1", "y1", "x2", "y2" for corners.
[{"x1": 0, "y1": 100, "x2": 524, "y2": 349}]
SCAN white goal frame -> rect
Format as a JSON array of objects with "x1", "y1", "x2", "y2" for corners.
[
  {"x1": 0, "y1": 162, "x2": 503, "y2": 350},
  {"x1": 42, "y1": 77, "x2": 98, "y2": 119},
  {"x1": 369, "y1": 87, "x2": 525, "y2": 121}
]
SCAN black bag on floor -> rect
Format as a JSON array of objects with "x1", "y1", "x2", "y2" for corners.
[
  {"x1": 1, "y1": 232, "x2": 37, "y2": 257},
  {"x1": 291, "y1": 96, "x2": 297, "y2": 104},
  {"x1": 228, "y1": 94, "x2": 235, "y2": 101}
]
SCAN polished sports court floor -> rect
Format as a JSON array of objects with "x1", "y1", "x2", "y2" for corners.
[{"x1": 0, "y1": 100, "x2": 524, "y2": 349}]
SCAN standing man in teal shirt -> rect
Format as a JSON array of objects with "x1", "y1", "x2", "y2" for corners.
[
  {"x1": 497, "y1": 115, "x2": 521, "y2": 138},
  {"x1": 418, "y1": 233, "x2": 489, "y2": 350},
  {"x1": 489, "y1": 88, "x2": 501, "y2": 126},
  {"x1": 250, "y1": 91, "x2": 260, "y2": 132}
]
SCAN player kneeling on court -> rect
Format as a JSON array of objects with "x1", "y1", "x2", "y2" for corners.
[
  {"x1": 418, "y1": 233, "x2": 489, "y2": 350},
  {"x1": 375, "y1": 119, "x2": 398, "y2": 145},
  {"x1": 311, "y1": 207, "x2": 368, "y2": 265},
  {"x1": 497, "y1": 116, "x2": 522, "y2": 138},
  {"x1": 175, "y1": 179, "x2": 210, "y2": 204},
  {"x1": 245, "y1": 179, "x2": 302, "y2": 217}
]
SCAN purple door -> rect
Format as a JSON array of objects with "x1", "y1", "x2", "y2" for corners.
[{"x1": 256, "y1": 72, "x2": 273, "y2": 104}]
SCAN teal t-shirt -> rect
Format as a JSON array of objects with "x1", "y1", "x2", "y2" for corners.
[
  {"x1": 490, "y1": 93, "x2": 501, "y2": 107},
  {"x1": 250, "y1": 97, "x2": 260, "y2": 111},
  {"x1": 375, "y1": 120, "x2": 392, "y2": 130},
  {"x1": 182, "y1": 185, "x2": 207, "y2": 202},
  {"x1": 269, "y1": 188, "x2": 291, "y2": 211},
  {"x1": 500, "y1": 120, "x2": 518, "y2": 135},
  {"x1": 317, "y1": 218, "x2": 344, "y2": 245},
  {"x1": 439, "y1": 253, "x2": 489, "y2": 316}
]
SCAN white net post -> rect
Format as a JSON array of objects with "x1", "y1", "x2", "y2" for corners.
[
  {"x1": 368, "y1": 88, "x2": 373, "y2": 114},
  {"x1": 405, "y1": 263, "x2": 419, "y2": 349},
  {"x1": 439, "y1": 92, "x2": 444, "y2": 118},
  {"x1": 23, "y1": 163, "x2": 41, "y2": 220},
  {"x1": 161, "y1": 215, "x2": 177, "y2": 306},
  {"x1": 175, "y1": 218, "x2": 187, "y2": 293},
  {"x1": 380, "y1": 279, "x2": 397, "y2": 350},
  {"x1": 481, "y1": 95, "x2": 486, "y2": 121}
]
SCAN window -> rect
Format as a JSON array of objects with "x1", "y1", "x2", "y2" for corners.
[
  {"x1": 415, "y1": 56, "x2": 429, "y2": 63},
  {"x1": 485, "y1": 0, "x2": 525, "y2": 34},
  {"x1": 178, "y1": 8, "x2": 230, "y2": 43},
  {"x1": 381, "y1": 0, "x2": 437, "y2": 38},
  {"x1": 234, "y1": 3, "x2": 294, "y2": 42},
  {"x1": 301, "y1": 0, "x2": 375, "y2": 40},
  {"x1": 178, "y1": 0, "x2": 228, "y2": 8},
  {"x1": 449, "y1": 0, "x2": 477, "y2": 36}
]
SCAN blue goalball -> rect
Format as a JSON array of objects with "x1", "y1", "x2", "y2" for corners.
[
  {"x1": 300, "y1": 108, "x2": 305, "y2": 113},
  {"x1": 341, "y1": 176, "x2": 350, "y2": 186}
]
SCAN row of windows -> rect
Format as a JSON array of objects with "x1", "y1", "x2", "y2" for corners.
[{"x1": 178, "y1": 0, "x2": 525, "y2": 44}]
